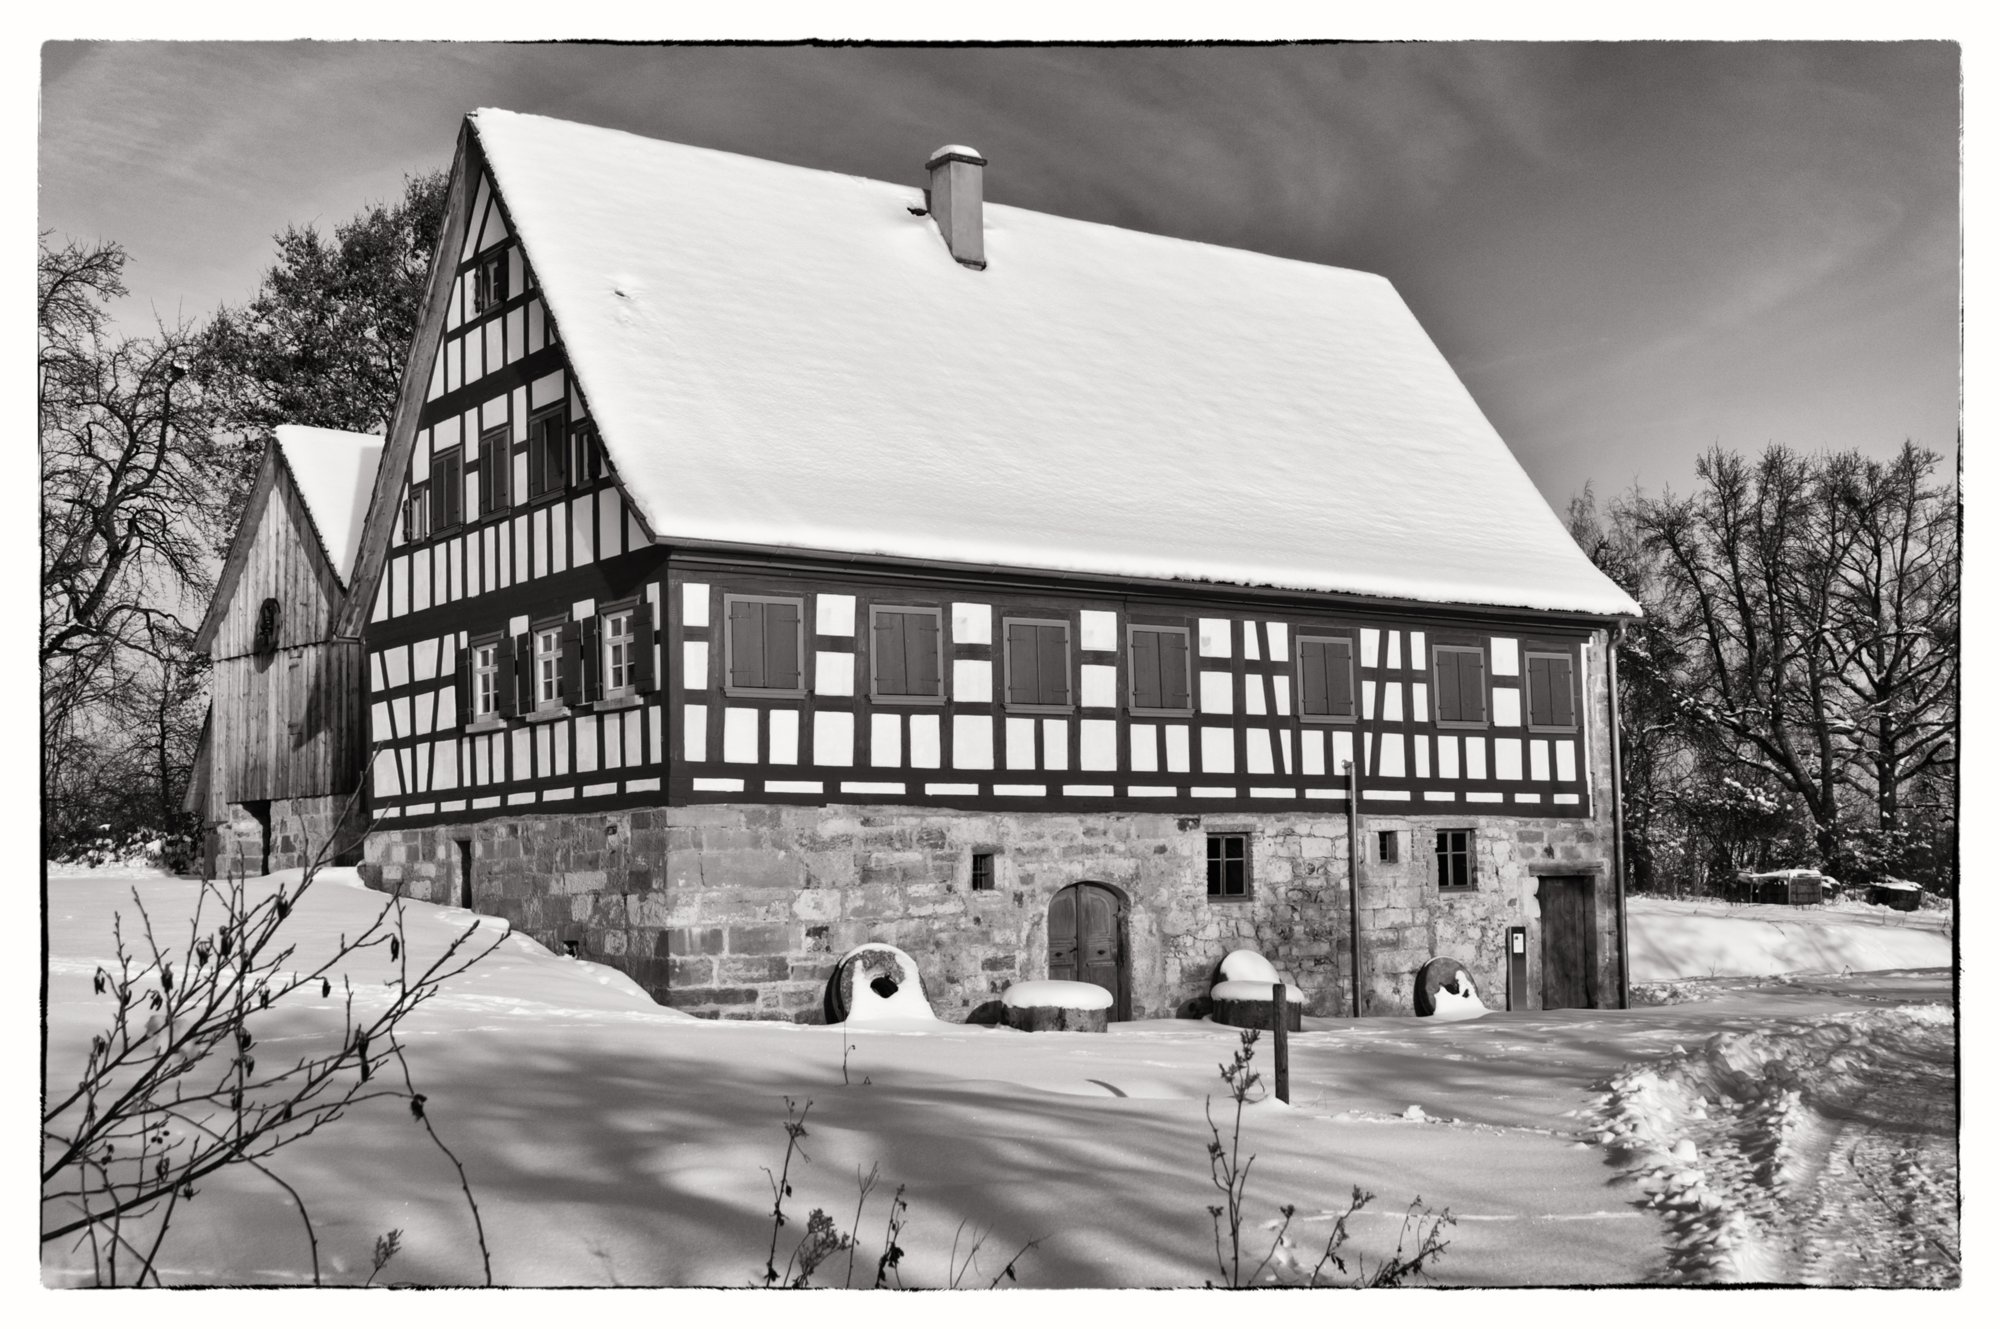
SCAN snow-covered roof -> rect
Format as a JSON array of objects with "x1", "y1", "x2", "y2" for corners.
[
  {"x1": 276, "y1": 425, "x2": 382, "y2": 583},
  {"x1": 471, "y1": 108, "x2": 1640, "y2": 618}
]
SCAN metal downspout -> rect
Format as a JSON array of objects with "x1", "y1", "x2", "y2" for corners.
[
  {"x1": 1608, "y1": 622, "x2": 1631, "y2": 1009},
  {"x1": 1346, "y1": 758, "x2": 1362, "y2": 1018}
]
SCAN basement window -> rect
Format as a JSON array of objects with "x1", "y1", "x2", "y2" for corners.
[
  {"x1": 1437, "y1": 830, "x2": 1475, "y2": 891},
  {"x1": 1207, "y1": 833, "x2": 1249, "y2": 900}
]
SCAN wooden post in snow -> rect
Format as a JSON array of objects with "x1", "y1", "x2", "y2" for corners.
[{"x1": 1271, "y1": 982, "x2": 1290, "y2": 1104}]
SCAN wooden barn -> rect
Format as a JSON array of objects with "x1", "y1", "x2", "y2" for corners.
[
  {"x1": 190, "y1": 426, "x2": 381, "y2": 874},
  {"x1": 329, "y1": 109, "x2": 1641, "y2": 1020}
]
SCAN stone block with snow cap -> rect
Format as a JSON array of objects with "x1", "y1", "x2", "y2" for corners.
[
  {"x1": 1414, "y1": 956, "x2": 1487, "y2": 1021},
  {"x1": 822, "y1": 943, "x2": 942, "y2": 1028},
  {"x1": 1210, "y1": 948, "x2": 1304, "y2": 1031},
  {"x1": 1001, "y1": 979, "x2": 1111, "y2": 1033}
]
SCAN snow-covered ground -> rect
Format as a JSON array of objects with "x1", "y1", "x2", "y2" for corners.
[
  {"x1": 1628, "y1": 894, "x2": 1951, "y2": 983},
  {"x1": 43, "y1": 872, "x2": 1956, "y2": 1288}
]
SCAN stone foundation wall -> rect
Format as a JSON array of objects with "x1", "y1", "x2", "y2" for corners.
[
  {"x1": 361, "y1": 802, "x2": 1619, "y2": 1022},
  {"x1": 214, "y1": 794, "x2": 367, "y2": 877}
]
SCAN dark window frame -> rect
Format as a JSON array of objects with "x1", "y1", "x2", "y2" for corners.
[
  {"x1": 868, "y1": 604, "x2": 946, "y2": 705},
  {"x1": 471, "y1": 248, "x2": 508, "y2": 315},
  {"x1": 1523, "y1": 648, "x2": 1580, "y2": 734},
  {"x1": 403, "y1": 480, "x2": 430, "y2": 545},
  {"x1": 1436, "y1": 829, "x2": 1476, "y2": 891},
  {"x1": 1378, "y1": 830, "x2": 1399, "y2": 864},
  {"x1": 429, "y1": 446, "x2": 465, "y2": 534},
  {"x1": 1433, "y1": 643, "x2": 1490, "y2": 730},
  {"x1": 1000, "y1": 615, "x2": 1073, "y2": 714},
  {"x1": 722, "y1": 593, "x2": 808, "y2": 699},
  {"x1": 1126, "y1": 623, "x2": 1193, "y2": 717},
  {"x1": 1206, "y1": 832, "x2": 1251, "y2": 901},
  {"x1": 526, "y1": 403, "x2": 568, "y2": 502},
  {"x1": 1295, "y1": 632, "x2": 1359, "y2": 723},
  {"x1": 477, "y1": 423, "x2": 512, "y2": 516},
  {"x1": 969, "y1": 851, "x2": 996, "y2": 893}
]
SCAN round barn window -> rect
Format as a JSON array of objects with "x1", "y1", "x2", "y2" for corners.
[{"x1": 253, "y1": 598, "x2": 282, "y2": 658}]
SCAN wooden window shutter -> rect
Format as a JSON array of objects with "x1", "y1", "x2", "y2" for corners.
[
  {"x1": 1549, "y1": 656, "x2": 1575, "y2": 729},
  {"x1": 578, "y1": 617, "x2": 600, "y2": 705},
  {"x1": 559, "y1": 622, "x2": 583, "y2": 705},
  {"x1": 729, "y1": 599, "x2": 762, "y2": 689},
  {"x1": 1160, "y1": 630, "x2": 1189, "y2": 710},
  {"x1": 1299, "y1": 639, "x2": 1329, "y2": 716},
  {"x1": 456, "y1": 645, "x2": 472, "y2": 719},
  {"x1": 1460, "y1": 650, "x2": 1487, "y2": 723},
  {"x1": 631, "y1": 603, "x2": 657, "y2": 692},
  {"x1": 1434, "y1": 649, "x2": 1461, "y2": 722},
  {"x1": 446, "y1": 453, "x2": 464, "y2": 527},
  {"x1": 909, "y1": 612, "x2": 940, "y2": 696},
  {"x1": 286, "y1": 655, "x2": 305, "y2": 739},
  {"x1": 1131, "y1": 630, "x2": 1162, "y2": 710},
  {"x1": 873, "y1": 611, "x2": 908, "y2": 695},
  {"x1": 497, "y1": 634, "x2": 521, "y2": 717},
  {"x1": 1527, "y1": 656, "x2": 1552, "y2": 727},
  {"x1": 428, "y1": 470, "x2": 448, "y2": 532},
  {"x1": 1327, "y1": 639, "x2": 1354, "y2": 717},
  {"x1": 764, "y1": 601, "x2": 801, "y2": 690},
  {"x1": 1037, "y1": 624, "x2": 1068, "y2": 706},
  {"x1": 1005, "y1": 623, "x2": 1036, "y2": 705},
  {"x1": 495, "y1": 248, "x2": 509, "y2": 303}
]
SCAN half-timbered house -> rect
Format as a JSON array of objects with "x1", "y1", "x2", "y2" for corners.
[
  {"x1": 191, "y1": 426, "x2": 381, "y2": 875},
  {"x1": 340, "y1": 109, "x2": 1642, "y2": 1021}
]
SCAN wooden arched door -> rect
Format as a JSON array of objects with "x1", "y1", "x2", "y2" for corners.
[{"x1": 1048, "y1": 883, "x2": 1127, "y2": 1021}]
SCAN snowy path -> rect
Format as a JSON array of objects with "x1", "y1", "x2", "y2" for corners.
[{"x1": 43, "y1": 874, "x2": 1955, "y2": 1287}]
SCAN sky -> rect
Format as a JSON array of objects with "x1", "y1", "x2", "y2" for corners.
[{"x1": 37, "y1": 40, "x2": 1961, "y2": 511}]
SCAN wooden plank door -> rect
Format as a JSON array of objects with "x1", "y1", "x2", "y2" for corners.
[
  {"x1": 1538, "y1": 876, "x2": 1596, "y2": 1009},
  {"x1": 1048, "y1": 884, "x2": 1126, "y2": 1020}
]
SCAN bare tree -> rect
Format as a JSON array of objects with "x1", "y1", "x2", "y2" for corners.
[
  {"x1": 43, "y1": 823, "x2": 500, "y2": 1286},
  {"x1": 1823, "y1": 443, "x2": 1958, "y2": 874},
  {"x1": 40, "y1": 235, "x2": 229, "y2": 791}
]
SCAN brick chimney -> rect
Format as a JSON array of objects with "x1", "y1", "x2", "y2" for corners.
[{"x1": 925, "y1": 145, "x2": 987, "y2": 270}]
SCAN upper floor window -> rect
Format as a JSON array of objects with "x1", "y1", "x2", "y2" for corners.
[
  {"x1": 1002, "y1": 617, "x2": 1071, "y2": 711},
  {"x1": 571, "y1": 424, "x2": 604, "y2": 487},
  {"x1": 428, "y1": 447, "x2": 464, "y2": 533},
  {"x1": 478, "y1": 425, "x2": 511, "y2": 515},
  {"x1": 253, "y1": 598, "x2": 281, "y2": 658},
  {"x1": 527, "y1": 406, "x2": 567, "y2": 500},
  {"x1": 1296, "y1": 634, "x2": 1357, "y2": 721},
  {"x1": 1525, "y1": 650, "x2": 1578, "y2": 732},
  {"x1": 603, "y1": 608, "x2": 636, "y2": 695},
  {"x1": 1433, "y1": 644, "x2": 1488, "y2": 728},
  {"x1": 1437, "y1": 829, "x2": 1475, "y2": 890},
  {"x1": 724, "y1": 594, "x2": 805, "y2": 696},
  {"x1": 1128, "y1": 625, "x2": 1191, "y2": 715},
  {"x1": 473, "y1": 640, "x2": 500, "y2": 717},
  {"x1": 870, "y1": 606, "x2": 943, "y2": 702},
  {"x1": 472, "y1": 250, "x2": 507, "y2": 314},
  {"x1": 403, "y1": 481, "x2": 430, "y2": 544},
  {"x1": 534, "y1": 626, "x2": 563, "y2": 709}
]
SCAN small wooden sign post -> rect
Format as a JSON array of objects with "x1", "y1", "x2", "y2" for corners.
[{"x1": 1271, "y1": 982, "x2": 1290, "y2": 1103}]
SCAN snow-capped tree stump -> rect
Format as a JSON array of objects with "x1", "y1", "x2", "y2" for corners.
[
  {"x1": 1210, "y1": 981, "x2": 1304, "y2": 1033},
  {"x1": 1001, "y1": 980, "x2": 1111, "y2": 1032}
]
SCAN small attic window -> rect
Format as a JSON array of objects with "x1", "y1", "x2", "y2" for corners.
[
  {"x1": 472, "y1": 250, "x2": 507, "y2": 314},
  {"x1": 253, "y1": 599, "x2": 281, "y2": 658}
]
